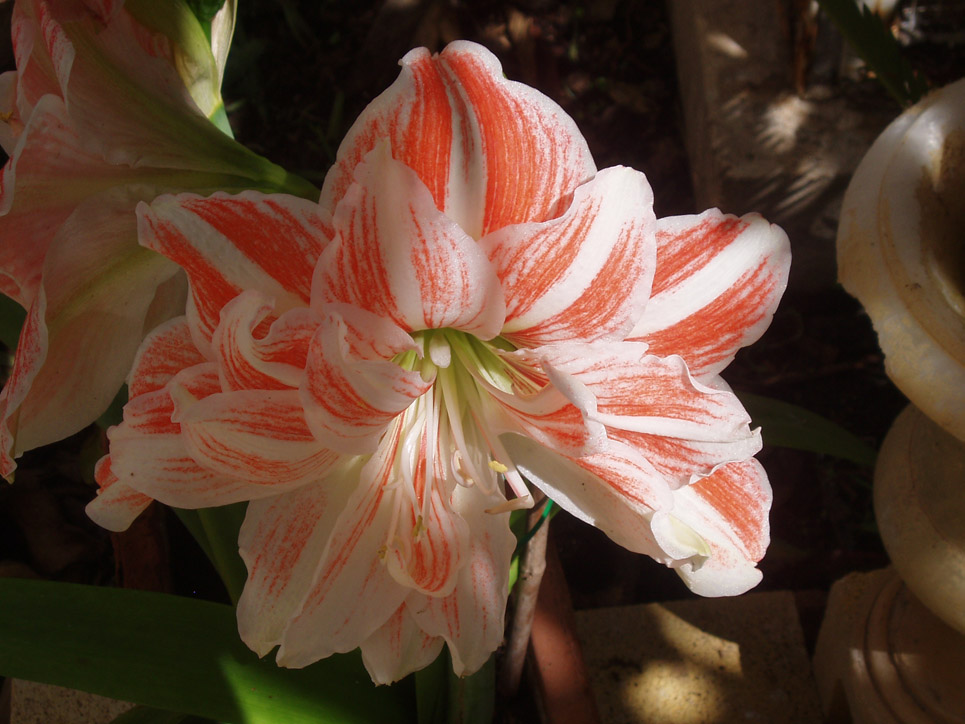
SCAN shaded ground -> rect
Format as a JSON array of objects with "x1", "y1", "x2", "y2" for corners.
[{"x1": 0, "y1": 0, "x2": 946, "y2": 706}]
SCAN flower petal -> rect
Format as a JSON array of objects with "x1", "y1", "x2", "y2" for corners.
[
  {"x1": 502, "y1": 433, "x2": 672, "y2": 560},
  {"x1": 319, "y1": 40, "x2": 596, "y2": 239},
  {"x1": 0, "y1": 185, "x2": 181, "y2": 476},
  {"x1": 212, "y1": 290, "x2": 318, "y2": 392},
  {"x1": 660, "y1": 459, "x2": 771, "y2": 596},
  {"x1": 314, "y1": 144, "x2": 505, "y2": 338},
  {"x1": 275, "y1": 458, "x2": 409, "y2": 668},
  {"x1": 127, "y1": 316, "x2": 205, "y2": 399},
  {"x1": 173, "y1": 386, "x2": 339, "y2": 486},
  {"x1": 237, "y1": 474, "x2": 355, "y2": 656},
  {"x1": 137, "y1": 191, "x2": 329, "y2": 354},
  {"x1": 107, "y1": 380, "x2": 284, "y2": 509},
  {"x1": 0, "y1": 95, "x2": 139, "y2": 306},
  {"x1": 628, "y1": 210, "x2": 791, "y2": 379},
  {"x1": 407, "y1": 483, "x2": 515, "y2": 676},
  {"x1": 85, "y1": 454, "x2": 153, "y2": 532},
  {"x1": 382, "y1": 401, "x2": 470, "y2": 598},
  {"x1": 360, "y1": 604, "x2": 444, "y2": 685},
  {"x1": 535, "y1": 343, "x2": 762, "y2": 486},
  {"x1": 300, "y1": 304, "x2": 430, "y2": 455},
  {"x1": 481, "y1": 166, "x2": 656, "y2": 346}
]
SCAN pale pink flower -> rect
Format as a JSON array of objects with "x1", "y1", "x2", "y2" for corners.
[
  {"x1": 89, "y1": 41, "x2": 790, "y2": 683},
  {"x1": 0, "y1": 0, "x2": 300, "y2": 477}
]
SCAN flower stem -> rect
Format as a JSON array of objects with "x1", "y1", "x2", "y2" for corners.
[{"x1": 499, "y1": 495, "x2": 551, "y2": 696}]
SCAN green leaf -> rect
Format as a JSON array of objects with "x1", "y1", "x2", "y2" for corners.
[
  {"x1": 737, "y1": 391, "x2": 877, "y2": 466},
  {"x1": 0, "y1": 579, "x2": 414, "y2": 724},
  {"x1": 817, "y1": 0, "x2": 929, "y2": 107}
]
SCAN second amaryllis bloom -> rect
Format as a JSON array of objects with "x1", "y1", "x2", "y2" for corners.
[{"x1": 89, "y1": 40, "x2": 790, "y2": 683}]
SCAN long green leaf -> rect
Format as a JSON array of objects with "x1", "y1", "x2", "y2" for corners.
[
  {"x1": 817, "y1": 0, "x2": 928, "y2": 107},
  {"x1": 0, "y1": 579, "x2": 414, "y2": 724},
  {"x1": 738, "y1": 391, "x2": 877, "y2": 466}
]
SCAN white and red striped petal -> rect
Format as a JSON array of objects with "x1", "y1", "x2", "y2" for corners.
[
  {"x1": 315, "y1": 145, "x2": 505, "y2": 338},
  {"x1": 274, "y1": 458, "x2": 410, "y2": 668},
  {"x1": 319, "y1": 41, "x2": 596, "y2": 239},
  {"x1": 661, "y1": 459, "x2": 771, "y2": 596},
  {"x1": 85, "y1": 455, "x2": 153, "y2": 532},
  {"x1": 300, "y1": 305, "x2": 430, "y2": 455},
  {"x1": 360, "y1": 604, "x2": 445, "y2": 686},
  {"x1": 502, "y1": 433, "x2": 672, "y2": 560},
  {"x1": 212, "y1": 291, "x2": 318, "y2": 392},
  {"x1": 482, "y1": 166, "x2": 656, "y2": 346},
  {"x1": 629, "y1": 210, "x2": 790, "y2": 379},
  {"x1": 535, "y1": 343, "x2": 762, "y2": 486},
  {"x1": 237, "y1": 475, "x2": 356, "y2": 657},
  {"x1": 128, "y1": 317, "x2": 205, "y2": 399},
  {"x1": 173, "y1": 386, "x2": 339, "y2": 486},
  {"x1": 407, "y1": 483, "x2": 516, "y2": 676},
  {"x1": 137, "y1": 191, "x2": 329, "y2": 354},
  {"x1": 381, "y1": 400, "x2": 470, "y2": 598}
]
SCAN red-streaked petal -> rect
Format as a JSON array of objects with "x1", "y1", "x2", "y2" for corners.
[
  {"x1": 173, "y1": 386, "x2": 339, "y2": 486},
  {"x1": 502, "y1": 433, "x2": 672, "y2": 560},
  {"x1": 128, "y1": 316, "x2": 205, "y2": 399},
  {"x1": 275, "y1": 458, "x2": 409, "y2": 668},
  {"x1": 382, "y1": 406, "x2": 470, "y2": 598},
  {"x1": 407, "y1": 483, "x2": 515, "y2": 676},
  {"x1": 319, "y1": 41, "x2": 596, "y2": 238},
  {"x1": 629, "y1": 210, "x2": 790, "y2": 379},
  {"x1": 535, "y1": 343, "x2": 762, "y2": 486},
  {"x1": 0, "y1": 95, "x2": 149, "y2": 306},
  {"x1": 212, "y1": 290, "x2": 318, "y2": 392},
  {"x1": 482, "y1": 166, "x2": 656, "y2": 346},
  {"x1": 107, "y1": 366, "x2": 292, "y2": 508},
  {"x1": 137, "y1": 191, "x2": 328, "y2": 354},
  {"x1": 300, "y1": 305, "x2": 430, "y2": 455},
  {"x1": 0, "y1": 292, "x2": 45, "y2": 479},
  {"x1": 0, "y1": 71, "x2": 23, "y2": 156},
  {"x1": 360, "y1": 604, "x2": 444, "y2": 685},
  {"x1": 315, "y1": 145, "x2": 505, "y2": 338},
  {"x1": 85, "y1": 452, "x2": 153, "y2": 532},
  {"x1": 660, "y1": 459, "x2": 771, "y2": 596},
  {"x1": 237, "y1": 474, "x2": 356, "y2": 656},
  {"x1": 10, "y1": 1, "x2": 62, "y2": 122},
  {"x1": 0, "y1": 186, "x2": 181, "y2": 477}
]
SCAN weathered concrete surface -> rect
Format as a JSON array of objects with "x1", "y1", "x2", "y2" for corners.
[
  {"x1": 7, "y1": 680, "x2": 134, "y2": 724},
  {"x1": 574, "y1": 591, "x2": 823, "y2": 723},
  {"x1": 669, "y1": 0, "x2": 895, "y2": 294}
]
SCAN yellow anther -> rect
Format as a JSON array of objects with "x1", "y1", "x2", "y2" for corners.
[{"x1": 488, "y1": 460, "x2": 508, "y2": 473}]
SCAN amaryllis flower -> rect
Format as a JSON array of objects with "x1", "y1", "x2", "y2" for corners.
[
  {"x1": 0, "y1": 0, "x2": 312, "y2": 477},
  {"x1": 88, "y1": 41, "x2": 790, "y2": 683}
]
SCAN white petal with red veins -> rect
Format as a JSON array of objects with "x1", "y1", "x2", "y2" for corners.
[
  {"x1": 275, "y1": 457, "x2": 409, "y2": 668},
  {"x1": 407, "y1": 483, "x2": 515, "y2": 676},
  {"x1": 315, "y1": 144, "x2": 505, "y2": 339},
  {"x1": 300, "y1": 304, "x2": 431, "y2": 455},
  {"x1": 138, "y1": 191, "x2": 329, "y2": 355},
  {"x1": 319, "y1": 41, "x2": 596, "y2": 239},
  {"x1": 237, "y1": 469, "x2": 357, "y2": 656},
  {"x1": 663, "y1": 459, "x2": 772, "y2": 596},
  {"x1": 629, "y1": 210, "x2": 790, "y2": 379},
  {"x1": 482, "y1": 165, "x2": 656, "y2": 346},
  {"x1": 360, "y1": 604, "x2": 444, "y2": 685}
]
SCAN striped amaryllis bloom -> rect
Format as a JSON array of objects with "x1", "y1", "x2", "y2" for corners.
[{"x1": 87, "y1": 40, "x2": 790, "y2": 683}]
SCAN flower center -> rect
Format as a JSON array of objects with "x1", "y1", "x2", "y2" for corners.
[{"x1": 398, "y1": 329, "x2": 537, "y2": 514}]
